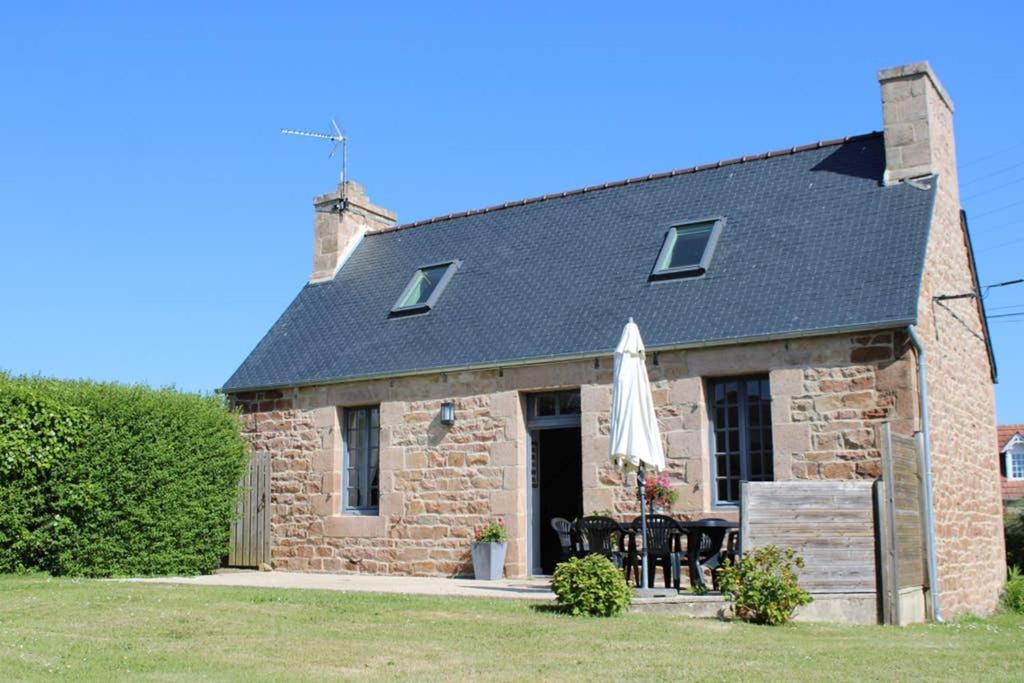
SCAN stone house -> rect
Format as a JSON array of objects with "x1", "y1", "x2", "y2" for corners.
[
  {"x1": 224, "y1": 62, "x2": 1004, "y2": 616},
  {"x1": 999, "y1": 424, "x2": 1024, "y2": 503}
]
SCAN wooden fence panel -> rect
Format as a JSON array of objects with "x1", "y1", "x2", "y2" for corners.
[
  {"x1": 877, "y1": 423, "x2": 928, "y2": 625},
  {"x1": 890, "y1": 431, "x2": 926, "y2": 588},
  {"x1": 740, "y1": 480, "x2": 878, "y2": 593},
  {"x1": 228, "y1": 453, "x2": 271, "y2": 568}
]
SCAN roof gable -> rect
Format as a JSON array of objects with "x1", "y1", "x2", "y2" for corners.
[
  {"x1": 225, "y1": 133, "x2": 937, "y2": 392},
  {"x1": 998, "y1": 425, "x2": 1024, "y2": 451},
  {"x1": 1003, "y1": 433, "x2": 1024, "y2": 453}
]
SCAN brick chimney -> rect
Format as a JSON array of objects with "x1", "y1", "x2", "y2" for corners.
[
  {"x1": 878, "y1": 62, "x2": 958, "y2": 193},
  {"x1": 310, "y1": 181, "x2": 396, "y2": 283}
]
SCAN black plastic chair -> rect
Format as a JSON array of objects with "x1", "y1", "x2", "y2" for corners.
[
  {"x1": 549, "y1": 517, "x2": 574, "y2": 563},
  {"x1": 573, "y1": 516, "x2": 626, "y2": 569},
  {"x1": 626, "y1": 515, "x2": 683, "y2": 589}
]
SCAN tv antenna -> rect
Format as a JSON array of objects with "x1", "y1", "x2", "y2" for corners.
[{"x1": 281, "y1": 119, "x2": 348, "y2": 194}]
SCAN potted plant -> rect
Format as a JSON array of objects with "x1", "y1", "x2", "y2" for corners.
[
  {"x1": 644, "y1": 472, "x2": 679, "y2": 514},
  {"x1": 471, "y1": 519, "x2": 509, "y2": 580}
]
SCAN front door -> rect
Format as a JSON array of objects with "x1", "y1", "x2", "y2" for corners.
[
  {"x1": 537, "y1": 427, "x2": 583, "y2": 574},
  {"x1": 525, "y1": 390, "x2": 582, "y2": 576}
]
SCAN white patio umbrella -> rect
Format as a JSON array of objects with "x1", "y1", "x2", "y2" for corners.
[{"x1": 609, "y1": 318, "x2": 665, "y2": 590}]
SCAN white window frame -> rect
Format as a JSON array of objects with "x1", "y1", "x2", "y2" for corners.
[
  {"x1": 342, "y1": 405, "x2": 381, "y2": 514},
  {"x1": 1005, "y1": 434, "x2": 1024, "y2": 481}
]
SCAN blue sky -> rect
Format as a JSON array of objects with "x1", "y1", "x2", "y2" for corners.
[{"x1": 1, "y1": 2, "x2": 1022, "y2": 422}]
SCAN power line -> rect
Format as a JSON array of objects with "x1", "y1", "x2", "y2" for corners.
[
  {"x1": 984, "y1": 278, "x2": 1024, "y2": 290},
  {"x1": 988, "y1": 312, "x2": 1024, "y2": 319},
  {"x1": 972, "y1": 197, "x2": 1024, "y2": 219},
  {"x1": 961, "y1": 159, "x2": 1024, "y2": 187},
  {"x1": 960, "y1": 139, "x2": 1024, "y2": 168},
  {"x1": 987, "y1": 303, "x2": 1024, "y2": 312},
  {"x1": 975, "y1": 235, "x2": 1024, "y2": 253},
  {"x1": 963, "y1": 174, "x2": 1024, "y2": 201}
]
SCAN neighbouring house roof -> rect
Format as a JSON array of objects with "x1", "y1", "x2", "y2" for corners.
[
  {"x1": 224, "y1": 132, "x2": 937, "y2": 392},
  {"x1": 1000, "y1": 425, "x2": 1024, "y2": 452}
]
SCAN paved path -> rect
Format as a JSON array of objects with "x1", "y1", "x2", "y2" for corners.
[{"x1": 123, "y1": 570, "x2": 556, "y2": 601}]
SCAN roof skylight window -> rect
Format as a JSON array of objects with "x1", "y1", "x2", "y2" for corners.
[
  {"x1": 390, "y1": 261, "x2": 460, "y2": 315},
  {"x1": 650, "y1": 218, "x2": 724, "y2": 279}
]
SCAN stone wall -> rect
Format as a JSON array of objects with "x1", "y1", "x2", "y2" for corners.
[
  {"x1": 881, "y1": 63, "x2": 1004, "y2": 616},
  {"x1": 230, "y1": 331, "x2": 916, "y2": 580}
]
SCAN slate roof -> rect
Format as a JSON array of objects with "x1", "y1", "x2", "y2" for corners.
[{"x1": 224, "y1": 132, "x2": 937, "y2": 392}]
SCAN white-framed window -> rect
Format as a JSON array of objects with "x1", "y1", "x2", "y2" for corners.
[
  {"x1": 1007, "y1": 437, "x2": 1024, "y2": 481},
  {"x1": 343, "y1": 405, "x2": 380, "y2": 513},
  {"x1": 1011, "y1": 450, "x2": 1024, "y2": 480}
]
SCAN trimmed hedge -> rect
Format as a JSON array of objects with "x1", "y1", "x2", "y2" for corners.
[{"x1": 0, "y1": 375, "x2": 248, "y2": 577}]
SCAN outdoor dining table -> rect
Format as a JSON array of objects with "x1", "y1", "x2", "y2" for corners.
[{"x1": 675, "y1": 519, "x2": 739, "y2": 591}]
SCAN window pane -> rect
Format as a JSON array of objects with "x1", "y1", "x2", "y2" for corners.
[
  {"x1": 727, "y1": 429, "x2": 739, "y2": 453},
  {"x1": 369, "y1": 445, "x2": 380, "y2": 507},
  {"x1": 535, "y1": 394, "x2": 557, "y2": 416},
  {"x1": 399, "y1": 264, "x2": 450, "y2": 307},
  {"x1": 664, "y1": 224, "x2": 713, "y2": 270},
  {"x1": 717, "y1": 478, "x2": 730, "y2": 503},
  {"x1": 1013, "y1": 452, "x2": 1024, "y2": 479},
  {"x1": 558, "y1": 392, "x2": 581, "y2": 415},
  {"x1": 346, "y1": 462, "x2": 360, "y2": 509},
  {"x1": 748, "y1": 404, "x2": 763, "y2": 428},
  {"x1": 749, "y1": 427, "x2": 761, "y2": 452}
]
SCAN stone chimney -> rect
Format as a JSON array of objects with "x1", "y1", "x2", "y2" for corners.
[
  {"x1": 310, "y1": 181, "x2": 396, "y2": 283},
  {"x1": 878, "y1": 62, "x2": 958, "y2": 193}
]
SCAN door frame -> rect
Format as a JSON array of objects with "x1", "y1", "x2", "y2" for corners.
[{"x1": 525, "y1": 390, "x2": 582, "y2": 576}]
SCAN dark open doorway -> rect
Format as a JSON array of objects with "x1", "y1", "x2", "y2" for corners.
[{"x1": 537, "y1": 427, "x2": 583, "y2": 575}]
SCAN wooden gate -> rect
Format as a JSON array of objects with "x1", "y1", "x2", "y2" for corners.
[
  {"x1": 876, "y1": 423, "x2": 929, "y2": 625},
  {"x1": 228, "y1": 452, "x2": 271, "y2": 568}
]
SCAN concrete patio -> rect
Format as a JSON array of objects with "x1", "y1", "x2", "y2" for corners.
[
  {"x1": 121, "y1": 570, "x2": 878, "y2": 623},
  {"x1": 122, "y1": 569, "x2": 556, "y2": 601}
]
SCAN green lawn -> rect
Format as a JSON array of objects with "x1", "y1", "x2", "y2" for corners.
[{"x1": 0, "y1": 575, "x2": 1022, "y2": 681}]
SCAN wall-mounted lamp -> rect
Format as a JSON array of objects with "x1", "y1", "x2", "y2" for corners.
[{"x1": 439, "y1": 401, "x2": 455, "y2": 426}]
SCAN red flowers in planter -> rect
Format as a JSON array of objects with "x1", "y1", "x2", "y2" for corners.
[
  {"x1": 644, "y1": 472, "x2": 679, "y2": 509},
  {"x1": 474, "y1": 518, "x2": 509, "y2": 543}
]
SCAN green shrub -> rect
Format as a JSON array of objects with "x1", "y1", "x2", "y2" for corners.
[
  {"x1": 551, "y1": 555, "x2": 632, "y2": 617},
  {"x1": 0, "y1": 382, "x2": 85, "y2": 572},
  {"x1": 1005, "y1": 500, "x2": 1024, "y2": 570},
  {"x1": 1003, "y1": 566, "x2": 1024, "y2": 613},
  {"x1": 718, "y1": 545, "x2": 812, "y2": 625},
  {"x1": 0, "y1": 374, "x2": 249, "y2": 577}
]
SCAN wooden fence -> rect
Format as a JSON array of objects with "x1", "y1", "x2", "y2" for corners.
[
  {"x1": 227, "y1": 452, "x2": 271, "y2": 568},
  {"x1": 876, "y1": 423, "x2": 928, "y2": 625},
  {"x1": 740, "y1": 480, "x2": 878, "y2": 593}
]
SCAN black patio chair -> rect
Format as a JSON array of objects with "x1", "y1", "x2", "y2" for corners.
[
  {"x1": 573, "y1": 516, "x2": 627, "y2": 570},
  {"x1": 626, "y1": 515, "x2": 683, "y2": 589},
  {"x1": 549, "y1": 517, "x2": 574, "y2": 564}
]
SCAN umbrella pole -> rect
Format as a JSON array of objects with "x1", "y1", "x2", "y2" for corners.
[{"x1": 638, "y1": 466, "x2": 649, "y2": 590}]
